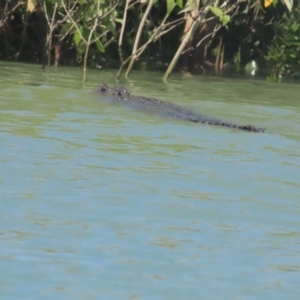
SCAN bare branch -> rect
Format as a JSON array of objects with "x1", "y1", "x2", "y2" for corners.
[
  {"x1": 195, "y1": 24, "x2": 221, "y2": 49},
  {"x1": 92, "y1": 30, "x2": 109, "y2": 44},
  {"x1": 61, "y1": 0, "x2": 85, "y2": 42},
  {"x1": 58, "y1": 24, "x2": 75, "y2": 43},
  {"x1": 128, "y1": 0, "x2": 140, "y2": 9},
  {"x1": 118, "y1": 0, "x2": 130, "y2": 63}
]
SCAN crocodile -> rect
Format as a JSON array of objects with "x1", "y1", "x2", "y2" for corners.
[{"x1": 95, "y1": 83, "x2": 265, "y2": 133}]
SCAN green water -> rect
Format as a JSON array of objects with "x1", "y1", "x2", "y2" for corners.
[{"x1": 0, "y1": 62, "x2": 300, "y2": 299}]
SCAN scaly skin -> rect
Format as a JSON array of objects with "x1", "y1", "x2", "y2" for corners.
[{"x1": 95, "y1": 83, "x2": 265, "y2": 133}]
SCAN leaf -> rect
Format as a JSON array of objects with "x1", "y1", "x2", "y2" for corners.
[
  {"x1": 74, "y1": 30, "x2": 82, "y2": 46},
  {"x1": 209, "y1": 6, "x2": 223, "y2": 18},
  {"x1": 264, "y1": 0, "x2": 273, "y2": 7},
  {"x1": 209, "y1": 6, "x2": 230, "y2": 26},
  {"x1": 176, "y1": 0, "x2": 183, "y2": 8},
  {"x1": 95, "y1": 39, "x2": 105, "y2": 53},
  {"x1": 27, "y1": 0, "x2": 37, "y2": 12},
  {"x1": 221, "y1": 14, "x2": 230, "y2": 26},
  {"x1": 178, "y1": 0, "x2": 197, "y2": 14},
  {"x1": 82, "y1": 27, "x2": 90, "y2": 42},
  {"x1": 167, "y1": 0, "x2": 175, "y2": 15},
  {"x1": 115, "y1": 18, "x2": 123, "y2": 24},
  {"x1": 60, "y1": 23, "x2": 73, "y2": 35},
  {"x1": 282, "y1": 0, "x2": 293, "y2": 11}
]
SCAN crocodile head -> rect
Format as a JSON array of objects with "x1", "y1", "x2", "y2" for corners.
[
  {"x1": 111, "y1": 85, "x2": 130, "y2": 97},
  {"x1": 95, "y1": 83, "x2": 130, "y2": 98},
  {"x1": 96, "y1": 83, "x2": 111, "y2": 93}
]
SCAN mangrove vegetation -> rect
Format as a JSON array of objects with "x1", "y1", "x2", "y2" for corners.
[{"x1": 0, "y1": 0, "x2": 299, "y2": 80}]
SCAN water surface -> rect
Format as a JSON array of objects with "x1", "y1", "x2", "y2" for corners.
[{"x1": 0, "y1": 62, "x2": 300, "y2": 299}]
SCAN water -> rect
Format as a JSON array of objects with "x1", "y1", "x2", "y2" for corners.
[{"x1": 0, "y1": 62, "x2": 300, "y2": 299}]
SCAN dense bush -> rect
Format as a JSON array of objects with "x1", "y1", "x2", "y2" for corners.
[{"x1": 0, "y1": 0, "x2": 297, "y2": 80}]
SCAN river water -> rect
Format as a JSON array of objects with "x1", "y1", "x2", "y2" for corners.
[{"x1": 0, "y1": 62, "x2": 299, "y2": 299}]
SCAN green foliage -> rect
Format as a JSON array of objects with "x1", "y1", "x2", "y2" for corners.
[
  {"x1": 179, "y1": 0, "x2": 198, "y2": 14},
  {"x1": 166, "y1": 0, "x2": 183, "y2": 14},
  {"x1": 265, "y1": 6, "x2": 300, "y2": 78},
  {"x1": 166, "y1": 0, "x2": 175, "y2": 14},
  {"x1": 74, "y1": 31, "x2": 82, "y2": 46},
  {"x1": 95, "y1": 39, "x2": 105, "y2": 53},
  {"x1": 177, "y1": 0, "x2": 183, "y2": 8},
  {"x1": 209, "y1": 6, "x2": 230, "y2": 26},
  {"x1": 0, "y1": 0, "x2": 299, "y2": 81}
]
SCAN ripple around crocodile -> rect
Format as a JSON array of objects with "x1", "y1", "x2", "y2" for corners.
[{"x1": 95, "y1": 83, "x2": 265, "y2": 133}]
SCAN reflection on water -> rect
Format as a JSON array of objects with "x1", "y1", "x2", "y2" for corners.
[{"x1": 0, "y1": 62, "x2": 300, "y2": 299}]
